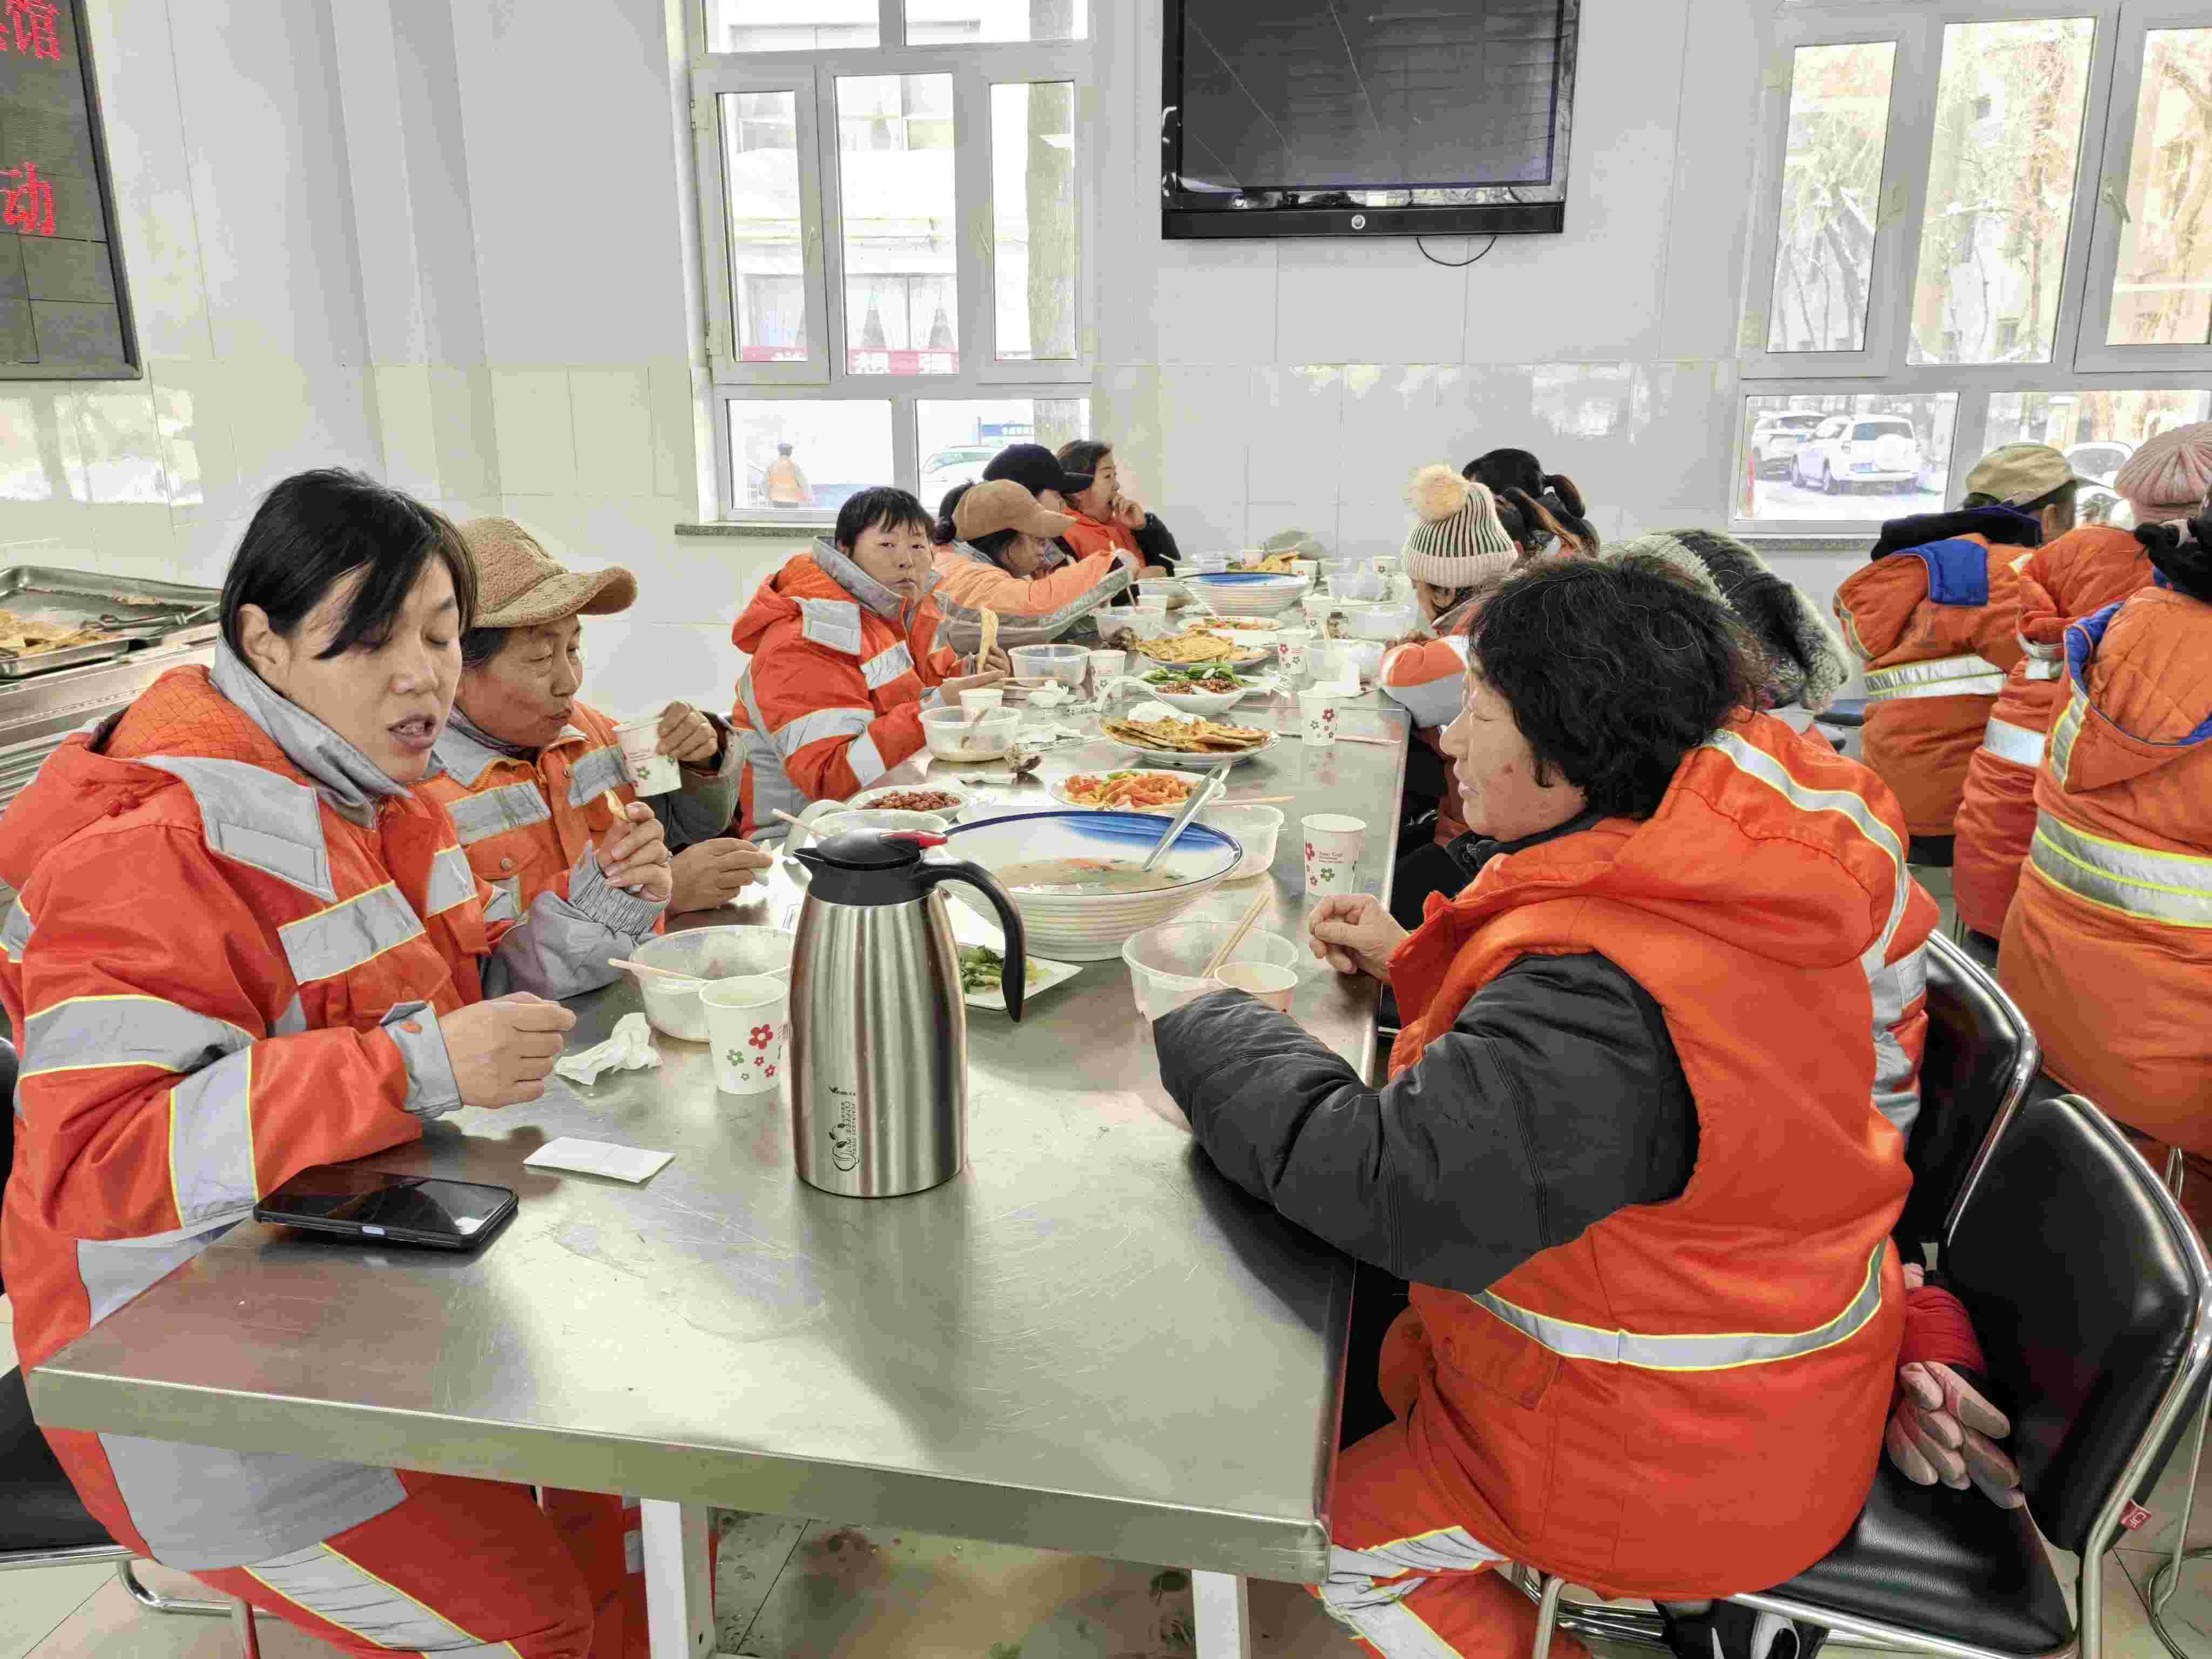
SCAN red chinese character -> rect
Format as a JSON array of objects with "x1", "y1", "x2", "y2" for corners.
[
  {"x1": 1, "y1": 161, "x2": 56, "y2": 237},
  {"x1": 3, "y1": 0, "x2": 62, "y2": 59}
]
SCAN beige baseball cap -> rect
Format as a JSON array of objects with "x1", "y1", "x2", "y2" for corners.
[
  {"x1": 1964, "y1": 443, "x2": 2080, "y2": 507},
  {"x1": 457, "y1": 518, "x2": 638, "y2": 628},
  {"x1": 953, "y1": 478, "x2": 1074, "y2": 542}
]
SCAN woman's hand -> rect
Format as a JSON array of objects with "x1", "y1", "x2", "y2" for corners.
[
  {"x1": 656, "y1": 702, "x2": 721, "y2": 767},
  {"x1": 1308, "y1": 893, "x2": 1407, "y2": 981},
  {"x1": 598, "y1": 802, "x2": 672, "y2": 903},
  {"x1": 1116, "y1": 495, "x2": 1149, "y2": 532},
  {"x1": 669, "y1": 838, "x2": 775, "y2": 913},
  {"x1": 437, "y1": 993, "x2": 577, "y2": 1108},
  {"x1": 961, "y1": 645, "x2": 1012, "y2": 678}
]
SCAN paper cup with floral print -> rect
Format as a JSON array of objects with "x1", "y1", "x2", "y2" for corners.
[
  {"x1": 1302, "y1": 814, "x2": 1366, "y2": 895},
  {"x1": 1298, "y1": 687, "x2": 1343, "y2": 746},
  {"x1": 1274, "y1": 629, "x2": 1313, "y2": 679},
  {"x1": 700, "y1": 976, "x2": 788, "y2": 1096}
]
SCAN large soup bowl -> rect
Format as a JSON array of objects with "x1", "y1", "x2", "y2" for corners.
[{"x1": 937, "y1": 810, "x2": 1240, "y2": 961}]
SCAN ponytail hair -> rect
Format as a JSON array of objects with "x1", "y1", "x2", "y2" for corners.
[
  {"x1": 2136, "y1": 504, "x2": 2212, "y2": 603},
  {"x1": 1497, "y1": 487, "x2": 1596, "y2": 559},
  {"x1": 1542, "y1": 472, "x2": 1587, "y2": 521},
  {"x1": 934, "y1": 482, "x2": 973, "y2": 547}
]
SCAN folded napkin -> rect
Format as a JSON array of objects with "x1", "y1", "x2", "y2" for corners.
[{"x1": 553, "y1": 1012, "x2": 662, "y2": 1086}]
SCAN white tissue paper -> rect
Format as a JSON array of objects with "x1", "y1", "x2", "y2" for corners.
[{"x1": 552, "y1": 1013, "x2": 662, "y2": 1086}]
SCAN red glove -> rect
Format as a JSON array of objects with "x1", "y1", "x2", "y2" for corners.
[{"x1": 1889, "y1": 1264, "x2": 2025, "y2": 1507}]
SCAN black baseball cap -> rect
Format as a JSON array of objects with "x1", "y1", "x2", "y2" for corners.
[{"x1": 982, "y1": 442, "x2": 1091, "y2": 498}]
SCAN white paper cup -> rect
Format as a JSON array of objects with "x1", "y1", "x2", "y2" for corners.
[
  {"x1": 1217, "y1": 960, "x2": 1298, "y2": 1012},
  {"x1": 700, "y1": 976, "x2": 788, "y2": 1096},
  {"x1": 959, "y1": 689, "x2": 1004, "y2": 719},
  {"x1": 1298, "y1": 687, "x2": 1341, "y2": 746},
  {"x1": 1293, "y1": 559, "x2": 1320, "y2": 584},
  {"x1": 1087, "y1": 649, "x2": 1126, "y2": 696},
  {"x1": 1303, "y1": 813, "x2": 1366, "y2": 895},
  {"x1": 1372, "y1": 555, "x2": 1397, "y2": 579},
  {"x1": 1274, "y1": 629, "x2": 1313, "y2": 678},
  {"x1": 613, "y1": 719, "x2": 681, "y2": 797}
]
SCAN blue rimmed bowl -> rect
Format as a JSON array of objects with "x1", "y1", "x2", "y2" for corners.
[
  {"x1": 1189, "y1": 570, "x2": 1309, "y2": 617},
  {"x1": 937, "y1": 810, "x2": 1241, "y2": 961}
]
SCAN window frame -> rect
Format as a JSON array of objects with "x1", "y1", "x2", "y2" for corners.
[
  {"x1": 1731, "y1": 0, "x2": 2211, "y2": 535},
  {"x1": 690, "y1": 3, "x2": 1095, "y2": 523}
]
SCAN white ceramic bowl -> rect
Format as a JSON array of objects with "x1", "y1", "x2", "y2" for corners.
[
  {"x1": 1009, "y1": 643, "x2": 1090, "y2": 689},
  {"x1": 1188, "y1": 572, "x2": 1309, "y2": 617},
  {"x1": 1122, "y1": 921, "x2": 1303, "y2": 1021},
  {"x1": 940, "y1": 810, "x2": 1239, "y2": 961},
  {"x1": 626, "y1": 926, "x2": 796, "y2": 1042},
  {"x1": 1199, "y1": 803, "x2": 1284, "y2": 880},
  {"x1": 1141, "y1": 679, "x2": 1251, "y2": 717},
  {"x1": 1347, "y1": 604, "x2": 1418, "y2": 640},
  {"x1": 921, "y1": 705, "x2": 1022, "y2": 761}
]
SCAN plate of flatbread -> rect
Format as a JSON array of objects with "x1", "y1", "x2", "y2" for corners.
[
  {"x1": 0, "y1": 609, "x2": 112, "y2": 656},
  {"x1": 1100, "y1": 712, "x2": 1278, "y2": 768}
]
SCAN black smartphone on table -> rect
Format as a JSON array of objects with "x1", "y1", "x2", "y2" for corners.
[{"x1": 254, "y1": 1165, "x2": 517, "y2": 1251}]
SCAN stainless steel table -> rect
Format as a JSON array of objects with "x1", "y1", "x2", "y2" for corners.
[{"x1": 30, "y1": 688, "x2": 1412, "y2": 1659}]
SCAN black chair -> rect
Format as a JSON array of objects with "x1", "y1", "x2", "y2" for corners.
[
  {"x1": 1527, "y1": 1093, "x2": 2212, "y2": 1659},
  {"x1": 0, "y1": 1036, "x2": 257, "y2": 1648},
  {"x1": 1894, "y1": 931, "x2": 2040, "y2": 1266}
]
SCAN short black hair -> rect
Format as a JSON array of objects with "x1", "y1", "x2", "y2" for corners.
[
  {"x1": 221, "y1": 469, "x2": 474, "y2": 662},
  {"x1": 1056, "y1": 439, "x2": 1112, "y2": 479},
  {"x1": 970, "y1": 527, "x2": 1022, "y2": 565},
  {"x1": 1966, "y1": 480, "x2": 2078, "y2": 531},
  {"x1": 1470, "y1": 558, "x2": 1759, "y2": 821},
  {"x1": 834, "y1": 485, "x2": 932, "y2": 553},
  {"x1": 2136, "y1": 508, "x2": 2212, "y2": 602}
]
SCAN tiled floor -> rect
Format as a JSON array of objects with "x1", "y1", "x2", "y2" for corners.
[{"x1": 3, "y1": 1284, "x2": 2196, "y2": 1659}]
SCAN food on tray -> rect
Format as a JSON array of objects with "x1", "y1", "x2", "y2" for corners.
[
  {"x1": 996, "y1": 857, "x2": 1182, "y2": 895},
  {"x1": 1135, "y1": 631, "x2": 1245, "y2": 665},
  {"x1": 1103, "y1": 714, "x2": 1269, "y2": 754},
  {"x1": 864, "y1": 788, "x2": 963, "y2": 813},
  {"x1": 958, "y1": 945, "x2": 1043, "y2": 994},
  {"x1": 1063, "y1": 770, "x2": 1195, "y2": 809},
  {"x1": 1144, "y1": 666, "x2": 1246, "y2": 694},
  {"x1": 0, "y1": 609, "x2": 111, "y2": 656}
]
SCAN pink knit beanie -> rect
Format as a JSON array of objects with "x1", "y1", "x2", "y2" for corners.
[{"x1": 2114, "y1": 423, "x2": 2212, "y2": 521}]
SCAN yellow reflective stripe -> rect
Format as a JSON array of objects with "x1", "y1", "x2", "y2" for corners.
[
  {"x1": 446, "y1": 782, "x2": 552, "y2": 846},
  {"x1": 1979, "y1": 716, "x2": 2046, "y2": 768},
  {"x1": 2048, "y1": 686, "x2": 2088, "y2": 785},
  {"x1": 423, "y1": 846, "x2": 477, "y2": 918},
  {"x1": 1467, "y1": 1243, "x2": 1887, "y2": 1373},
  {"x1": 2026, "y1": 813, "x2": 2212, "y2": 929}
]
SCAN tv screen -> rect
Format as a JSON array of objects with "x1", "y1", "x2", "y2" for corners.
[{"x1": 1162, "y1": 0, "x2": 1581, "y2": 241}]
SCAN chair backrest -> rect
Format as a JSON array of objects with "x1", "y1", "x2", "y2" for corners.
[
  {"x1": 1894, "y1": 930, "x2": 2038, "y2": 1257},
  {"x1": 1946, "y1": 1093, "x2": 2212, "y2": 1557},
  {"x1": 0, "y1": 1035, "x2": 14, "y2": 1296}
]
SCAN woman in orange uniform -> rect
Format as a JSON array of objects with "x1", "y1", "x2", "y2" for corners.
[
  {"x1": 1834, "y1": 444, "x2": 2079, "y2": 860},
  {"x1": 0, "y1": 470, "x2": 671, "y2": 1659},
  {"x1": 1949, "y1": 430, "x2": 2212, "y2": 948},
  {"x1": 1158, "y1": 558, "x2": 1931, "y2": 1659},
  {"x1": 930, "y1": 477, "x2": 1135, "y2": 654},
  {"x1": 1999, "y1": 493, "x2": 2212, "y2": 1159},
  {"x1": 1055, "y1": 439, "x2": 1180, "y2": 574}
]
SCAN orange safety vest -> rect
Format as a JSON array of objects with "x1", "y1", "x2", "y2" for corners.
[
  {"x1": 1954, "y1": 527, "x2": 2152, "y2": 936},
  {"x1": 1835, "y1": 535, "x2": 2027, "y2": 839},
  {"x1": 1382, "y1": 712, "x2": 1926, "y2": 1597},
  {"x1": 1999, "y1": 581, "x2": 2212, "y2": 1154},
  {"x1": 422, "y1": 700, "x2": 644, "y2": 926}
]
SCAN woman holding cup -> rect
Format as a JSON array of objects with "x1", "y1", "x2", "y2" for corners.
[{"x1": 427, "y1": 517, "x2": 773, "y2": 919}]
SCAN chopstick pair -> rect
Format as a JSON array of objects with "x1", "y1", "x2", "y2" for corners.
[{"x1": 1202, "y1": 886, "x2": 1272, "y2": 981}]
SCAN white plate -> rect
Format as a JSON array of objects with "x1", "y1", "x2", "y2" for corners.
[
  {"x1": 846, "y1": 783, "x2": 980, "y2": 818},
  {"x1": 1104, "y1": 730, "x2": 1280, "y2": 770},
  {"x1": 1048, "y1": 767, "x2": 1207, "y2": 810},
  {"x1": 945, "y1": 905, "x2": 1082, "y2": 1011}
]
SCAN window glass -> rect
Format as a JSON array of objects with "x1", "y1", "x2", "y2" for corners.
[
  {"x1": 2106, "y1": 29, "x2": 2212, "y2": 349},
  {"x1": 711, "y1": 1, "x2": 877, "y2": 52},
  {"x1": 916, "y1": 397, "x2": 1089, "y2": 506},
  {"x1": 837, "y1": 75, "x2": 959, "y2": 375},
  {"x1": 728, "y1": 400, "x2": 894, "y2": 513},
  {"x1": 1738, "y1": 393, "x2": 1959, "y2": 521},
  {"x1": 1985, "y1": 389, "x2": 2212, "y2": 524},
  {"x1": 1766, "y1": 42, "x2": 1897, "y2": 354},
  {"x1": 992, "y1": 83, "x2": 1079, "y2": 363},
  {"x1": 908, "y1": 0, "x2": 1088, "y2": 45},
  {"x1": 1907, "y1": 19, "x2": 2096, "y2": 366},
  {"x1": 720, "y1": 93, "x2": 807, "y2": 364}
]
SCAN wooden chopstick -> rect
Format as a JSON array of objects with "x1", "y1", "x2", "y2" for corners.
[
  {"x1": 1204, "y1": 886, "x2": 1273, "y2": 981},
  {"x1": 1223, "y1": 794, "x2": 1292, "y2": 805}
]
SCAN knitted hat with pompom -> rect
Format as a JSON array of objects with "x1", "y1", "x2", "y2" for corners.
[{"x1": 1402, "y1": 465, "x2": 1516, "y2": 589}]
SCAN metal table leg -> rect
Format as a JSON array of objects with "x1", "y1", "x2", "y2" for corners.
[
  {"x1": 1193, "y1": 1570, "x2": 1252, "y2": 1659},
  {"x1": 641, "y1": 1501, "x2": 715, "y2": 1659}
]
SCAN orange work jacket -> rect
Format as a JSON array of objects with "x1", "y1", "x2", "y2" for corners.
[
  {"x1": 1999, "y1": 581, "x2": 2212, "y2": 1153},
  {"x1": 1382, "y1": 712, "x2": 1929, "y2": 1597},
  {"x1": 1953, "y1": 527, "x2": 2152, "y2": 936},
  {"x1": 1381, "y1": 634, "x2": 1472, "y2": 845},
  {"x1": 1835, "y1": 532, "x2": 2031, "y2": 838},
  {"x1": 730, "y1": 539, "x2": 965, "y2": 835},
  {"x1": 1061, "y1": 509, "x2": 1142, "y2": 562}
]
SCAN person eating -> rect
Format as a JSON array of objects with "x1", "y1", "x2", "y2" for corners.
[
  {"x1": 1155, "y1": 557, "x2": 1933, "y2": 1659},
  {"x1": 1054, "y1": 439, "x2": 1181, "y2": 574},
  {"x1": 932, "y1": 477, "x2": 1135, "y2": 653},
  {"x1": 0, "y1": 469, "x2": 670, "y2": 1659},
  {"x1": 428, "y1": 517, "x2": 773, "y2": 919},
  {"x1": 731, "y1": 485, "x2": 1007, "y2": 836}
]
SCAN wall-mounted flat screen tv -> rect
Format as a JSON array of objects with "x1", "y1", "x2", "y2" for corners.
[{"x1": 1162, "y1": 0, "x2": 1581, "y2": 241}]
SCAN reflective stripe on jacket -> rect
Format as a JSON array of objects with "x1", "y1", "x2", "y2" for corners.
[
  {"x1": 1954, "y1": 527, "x2": 2154, "y2": 937},
  {"x1": 0, "y1": 655, "x2": 657, "y2": 1572},
  {"x1": 729, "y1": 540, "x2": 965, "y2": 836},
  {"x1": 929, "y1": 540, "x2": 1132, "y2": 656},
  {"x1": 1835, "y1": 524, "x2": 2033, "y2": 837},
  {"x1": 1380, "y1": 712, "x2": 1927, "y2": 1596},
  {"x1": 1999, "y1": 581, "x2": 2212, "y2": 1152}
]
